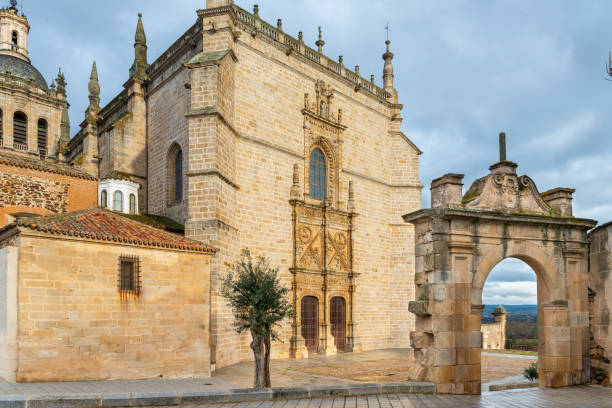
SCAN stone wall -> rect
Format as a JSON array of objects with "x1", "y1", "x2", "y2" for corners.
[
  {"x1": 6, "y1": 232, "x2": 211, "y2": 382},
  {"x1": 0, "y1": 163, "x2": 97, "y2": 226},
  {"x1": 588, "y1": 223, "x2": 612, "y2": 386},
  {"x1": 481, "y1": 321, "x2": 504, "y2": 350}
]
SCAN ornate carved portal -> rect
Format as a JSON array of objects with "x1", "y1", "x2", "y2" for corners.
[{"x1": 289, "y1": 80, "x2": 357, "y2": 357}]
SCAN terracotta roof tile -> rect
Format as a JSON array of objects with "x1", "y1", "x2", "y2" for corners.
[
  {"x1": 0, "y1": 150, "x2": 97, "y2": 180},
  {"x1": 8, "y1": 208, "x2": 215, "y2": 253}
]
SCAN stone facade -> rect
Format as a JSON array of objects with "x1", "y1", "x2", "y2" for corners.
[
  {"x1": 481, "y1": 306, "x2": 506, "y2": 350},
  {"x1": 0, "y1": 156, "x2": 97, "y2": 226},
  {"x1": 587, "y1": 223, "x2": 612, "y2": 385},
  {"x1": 66, "y1": 0, "x2": 422, "y2": 370},
  {"x1": 0, "y1": 214, "x2": 214, "y2": 382},
  {"x1": 405, "y1": 151, "x2": 596, "y2": 394}
]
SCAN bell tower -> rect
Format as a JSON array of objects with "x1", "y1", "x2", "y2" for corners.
[{"x1": 0, "y1": 0, "x2": 30, "y2": 62}]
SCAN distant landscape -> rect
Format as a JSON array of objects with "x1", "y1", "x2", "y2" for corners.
[{"x1": 482, "y1": 304, "x2": 538, "y2": 350}]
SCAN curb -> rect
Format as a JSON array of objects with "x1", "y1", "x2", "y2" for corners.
[
  {"x1": 488, "y1": 382, "x2": 539, "y2": 392},
  {"x1": 0, "y1": 382, "x2": 435, "y2": 407}
]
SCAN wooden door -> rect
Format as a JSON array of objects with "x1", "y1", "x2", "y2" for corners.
[
  {"x1": 301, "y1": 296, "x2": 319, "y2": 354},
  {"x1": 330, "y1": 296, "x2": 346, "y2": 351}
]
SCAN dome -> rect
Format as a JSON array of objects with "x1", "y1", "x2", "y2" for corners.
[
  {"x1": 493, "y1": 305, "x2": 506, "y2": 315},
  {"x1": 0, "y1": 54, "x2": 48, "y2": 90}
]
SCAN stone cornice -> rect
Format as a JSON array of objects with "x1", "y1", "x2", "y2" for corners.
[
  {"x1": 343, "y1": 168, "x2": 423, "y2": 189},
  {"x1": 403, "y1": 207, "x2": 597, "y2": 229},
  {"x1": 185, "y1": 168, "x2": 238, "y2": 190}
]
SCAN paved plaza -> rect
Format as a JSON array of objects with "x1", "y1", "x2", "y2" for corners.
[
  {"x1": 0, "y1": 349, "x2": 610, "y2": 407},
  {"x1": 155, "y1": 386, "x2": 611, "y2": 408}
]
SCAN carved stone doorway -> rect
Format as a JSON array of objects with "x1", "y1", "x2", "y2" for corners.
[
  {"x1": 331, "y1": 296, "x2": 346, "y2": 351},
  {"x1": 403, "y1": 136, "x2": 597, "y2": 394},
  {"x1": 301, "y1": 296, "x2": 319, "y2": 354}
]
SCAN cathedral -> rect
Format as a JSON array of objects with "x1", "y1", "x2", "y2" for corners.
[{"x1": 0, "y1": 0, "x2": 422, "y2": 381}]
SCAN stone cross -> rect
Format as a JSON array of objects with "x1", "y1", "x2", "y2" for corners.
[{"x1": 499, "y1": 132, "x2": 506, "y2": 162}]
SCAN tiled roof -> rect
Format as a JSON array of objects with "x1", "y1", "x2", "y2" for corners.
[
  {"x1": 0, "y1": 150, "x2": 97, "y2": 180},
  {"x1": 7, "y1": 208, "x2": 215, "y2": 253}
]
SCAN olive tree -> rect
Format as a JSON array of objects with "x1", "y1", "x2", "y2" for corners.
[{"x1": 221, "y1": 249, "x2": 293, "y2": 388}]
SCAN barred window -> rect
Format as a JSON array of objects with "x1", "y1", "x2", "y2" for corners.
[
  {"x1": 118, "y1": 256, "x2": 140, "y2": 294},
  {"x1": 11, "y1": 31, "x2": 17, "y2": 47}
]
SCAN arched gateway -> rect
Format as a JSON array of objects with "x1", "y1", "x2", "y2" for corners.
[{"x1": 403, "y1": 135, "x2": 597, "y2": 395}]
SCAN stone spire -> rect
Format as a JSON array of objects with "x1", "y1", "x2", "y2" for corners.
[
  {"x1": 129, "y1": 13, "x2": 149, "y2": 81},
  {"x1": 87, "y1": 61, "x2": 100, "y2": 117},
  {"x1": 382, "y1": 40, "x2": 394, "y2": 92},
  {"x1": 58, "y1": 102, "x2": 70, "y2": 155}
]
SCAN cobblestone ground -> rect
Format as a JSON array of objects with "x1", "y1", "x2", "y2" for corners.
[{"x1": 151, "y1": 386, "x2": 611, "y2": 408}]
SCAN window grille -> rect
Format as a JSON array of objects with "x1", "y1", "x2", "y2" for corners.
[
  {"x1": 309, "y1": 148, "x2": 327, "y2": 200},
  {"x1": 13, "y1": 112, "x2": 27, "y2": 148},
  {"x1": 118, "y1": 255, "x2": 141, "y2": 294}
]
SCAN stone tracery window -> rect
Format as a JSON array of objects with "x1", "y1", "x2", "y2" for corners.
[{"x1": 309, "y1": 148, "x2": 326, "y2": 200}]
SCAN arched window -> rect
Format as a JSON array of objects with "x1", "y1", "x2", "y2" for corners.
[
  {"x1": 129, "y1": 194, "x2": 136, "y2": 214},
  {"x1": 175, "y1": 150, "x2": 183, "y2": 202},
  {"x1": 11, "y1": 31, "x2": 17, "y2": 48},
  {"x1": 37, "y1": 119, "x2": 47, "y2": 158},
  {"x1": 167, "y1": 144, "x2": 184, "y2": 204},
  {"x1": 100, "y1": 190, "x2": 108, "y2": 208},
  {"x1": 113, "y1": 191, "x2": 123, "y2": 212},
  {"x1": 13, "y1": 112, "x2": 27, "y2": 149},
  {"x1": 309, "y1": 148, "x2": 326, "y2": 200}
]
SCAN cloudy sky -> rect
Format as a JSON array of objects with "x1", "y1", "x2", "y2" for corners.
[{"x1": 21, "y1": 0, "x2": 612, "y2": 304}]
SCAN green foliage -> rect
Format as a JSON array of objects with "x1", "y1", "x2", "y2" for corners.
[
  {"x1": 221, "y1": 249, "x2": 293, "y2": 340},
  {"x1": 523, "y1": 361, "x2": 538, "y2": 381}
]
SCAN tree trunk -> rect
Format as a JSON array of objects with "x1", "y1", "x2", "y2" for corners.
[
  {"x1": 264, "y1": 333, "x2": 271, "y2": 387},
  {"x1": 250, "y1": 329, "x2": 267, "y2": 388}
]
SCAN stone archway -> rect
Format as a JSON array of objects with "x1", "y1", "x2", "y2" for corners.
[{"x1": 403, "y1": 139, "x2": 596, "y2": 395}]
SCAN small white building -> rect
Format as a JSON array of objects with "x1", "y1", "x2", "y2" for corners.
[{"x1": 98, "y1": 177, "x2": 140, "y2": 214}]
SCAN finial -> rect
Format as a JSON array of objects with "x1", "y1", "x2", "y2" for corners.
[
  {"x1": 130, "y1": 13, "x2": 149, "y2": 80},
  {"x1": 370, "y1": 74, "x2": 375, "y2": 83},
  {"x1": 88, "y1": 61, "x2": 101, "y2": 116},
  {"x1": 290, "y1": 164, "x2": 301, "y2": 200},
  {"x1": 385, "y1": 22, "x2": 391, "y2": 41},
  {"x1": 277, "y1": 19, "x2": 282, "y2": 31},
  {"x1": 138, "y1": 12, "x2": 142, "y2": 18},
  {"x1": 316, "y1": 26, "x2": 325, "y2": 53},
  {"x1": 253, "y1": 4, "x2": 259, "y2": 17},
  {"x1": 382, "y1": 38, "x2": 395, "y2": 92},
  {"x1": 355, "y1": 65, "x2": 359, "y2": 75},
  {"x1": 9, "y1": 0, "x2": 16, "y2": 9},
  {"x1": 338, "y1": 55, "x2": 343, "y2": 66},
  {"x1": 298, "y1": 31, "x2": 303, "y2": 42},
  {"x1": 499, "y1": 132, "x2": 507, "y2": 162}
]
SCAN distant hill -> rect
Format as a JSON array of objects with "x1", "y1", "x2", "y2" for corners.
[{"x1": 482, "y1": 304, "x2": 537, "y2": 323}]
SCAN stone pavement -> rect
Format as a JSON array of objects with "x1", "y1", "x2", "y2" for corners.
[{"x1": 156, "y1": 386, "x2": 611, "y2": 408}]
